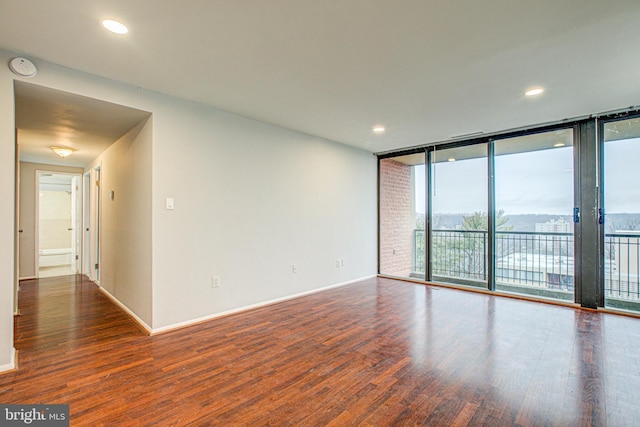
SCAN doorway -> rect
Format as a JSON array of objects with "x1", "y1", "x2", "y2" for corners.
[
  {"x1": 493, "y1": 128, "x2": 575, "y2": 301},
  {"x1": 36, "y1": 171, "x2": 82, "y2": 278},
  {"x1": 601, "y1": 116, "x2": 640, "y2": 311}
]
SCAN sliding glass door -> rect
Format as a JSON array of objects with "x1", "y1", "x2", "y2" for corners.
[
  {"x1": 602, "y1": 116, "x2": 640, "y2": 310},
  {"x1": 493, "y1": 129, "x2": 575, "y2": 301}
]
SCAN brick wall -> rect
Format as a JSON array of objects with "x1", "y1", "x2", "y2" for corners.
[{"x1": 379, "y1": 159, "x2": 415, "y2": 276}]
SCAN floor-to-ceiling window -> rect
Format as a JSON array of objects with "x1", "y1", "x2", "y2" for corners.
[
  {"x1": 379, "y1": 111, "x2": 640, "y2": 313},
  {"x1": 431, "y1": 144, "x2": 488, "y2": 288},
  {"x1": 602, "y1": 116, "x2": 640, "y2": 311},
  {"x1": 493, "y1": 129, "x2": 575, "y2": 301}
]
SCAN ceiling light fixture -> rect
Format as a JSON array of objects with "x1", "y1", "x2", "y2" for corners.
[
  {"x1": 50, "y1": 146, "x2": 75, "y2": 158},
  {"x1": 102, "y1": 19, "x2": 128, "y2": 34},
  {"x1": 448, "y1": 158, "x2": 456, "y2": 162},
  {"x1": 554, "y1": 142, "x2": 566, "y2": 147},
  {"x1": 372, "y1": 126, "x2": 385, "y2": 134},
  {"x1": 525, "y1": 87, "x2": 544, "y2": 97}
]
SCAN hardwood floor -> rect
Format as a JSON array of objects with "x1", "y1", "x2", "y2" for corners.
[{"x1": 2, "y1": 275, "x2": 640, "y2": 426}]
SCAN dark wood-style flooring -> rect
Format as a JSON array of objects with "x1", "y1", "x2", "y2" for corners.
[{"x1": 2, "y1": 275, "x2": 640, "y2": 425}]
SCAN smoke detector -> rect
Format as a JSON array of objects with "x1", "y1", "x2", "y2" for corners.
[{"x1": 9, "y1": 57, "x2": 37, "y2": 78}]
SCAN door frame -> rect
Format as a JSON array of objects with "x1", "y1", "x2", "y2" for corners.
[
  {"x1": 35, "y1": 170, "x2": 83, "y2": 278},
  {"x1": 14, "y1": 132, "x2": 20, "y2": 314},
  {"x1": 83, "y1": 171, "x2": 91, "y2": 277},
  {"x1": 92, "y1": 165, "x2": 101, "y2": 284}
]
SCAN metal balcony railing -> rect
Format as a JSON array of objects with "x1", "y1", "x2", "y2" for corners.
[
  {"x1": 430, "y1": 229, "x2": 487, "y2": 282},
  {"x1": 605, "y1": 233, "x2": 640, "y2": 300},
  {"x1": 413, "y1": 229, "x2": 640, "y2": 301}
]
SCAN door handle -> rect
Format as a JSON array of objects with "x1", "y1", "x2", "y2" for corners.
[
  {"x1": 598, "y1": 208, "x2": 604, "y2": 225},
  {"x1": 18, "y1": 229, "x2": 23, "y2": 233},
  {"x1": 573, "y1": 207, "x2": 580, "y2": 223},
  {"x1": 68, "y1": 228, "x2": 73, "y2": 231}
]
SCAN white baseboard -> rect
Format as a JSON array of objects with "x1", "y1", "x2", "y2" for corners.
[
  {"x1": 0, "y1": 348, "x2": 16, "y2": 373},
  {"x1": 98, "y1": 287, "x2": 153, "y2": 335},
  {"x1": 152, "y1": 275, "x2": 377, "y2": 335},
  {"x1": 19, "y1": 276, "x2": 37, "y2": 281}
]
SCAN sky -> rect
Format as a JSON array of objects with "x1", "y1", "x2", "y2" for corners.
[
  {"x1": 604, "y1": 137, "x2": 640, "y2": 214},
  {"x1": 412, "y1": 137, "x2": 640, "y2": 216}
]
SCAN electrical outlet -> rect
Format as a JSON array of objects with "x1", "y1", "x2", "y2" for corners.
[
  {"x1": 212, "y1": 276, "x2": 221, "y2": 288},
  {"x1": 292, "y1": 264, "x2": 298, "y2": 273}
]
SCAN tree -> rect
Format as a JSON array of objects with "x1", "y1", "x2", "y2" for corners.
[
  {"x1": 428, "y1": 210, "x2": 516, "y2": 281},
  {"x1": 432, "y1": 210, "x2": 513, "y2": 281},
  {"x1": 462, "y1": 209, "x2": 513, "y2": 231}
]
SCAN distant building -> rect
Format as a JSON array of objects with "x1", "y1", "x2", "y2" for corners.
[
  {"x1": 535, "y1": 218, "x2": 571, "y2": 233},
  {"x1": 496, "y1": 252, "x2": 574, "y2": 290}
]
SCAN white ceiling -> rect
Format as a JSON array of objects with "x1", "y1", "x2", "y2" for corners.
[
  {"x1": 2, "y1": 0, "x2": 640, "y2": 155},
  {"x1": 15, "y1": 82, "x2": 150, "y2": 167}
]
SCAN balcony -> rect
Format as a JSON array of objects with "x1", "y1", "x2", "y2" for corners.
[{"x1": 413, "y1": 229, "x2": 640, "y2": 306}]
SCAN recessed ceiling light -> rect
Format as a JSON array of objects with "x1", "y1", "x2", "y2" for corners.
[
  {"x1": 372, "y1": 126, "x2": 385, "y2": 134},
  {"x1": 102, "y1": 19, "x2": 128, "y2": 35},
  {"x1": 525, "y1": 87, "x2": 544, "y2": 97},
  {"x1": 448, "y1": 158, "x2": 456, "y2": 162},
  {"x1": 554, "y1": 142, "x2": 566, "y2": 147}
]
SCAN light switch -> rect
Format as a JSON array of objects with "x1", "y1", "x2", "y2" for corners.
[{"x1": 166, "y1": 197, "x2": 175, "y2": 210}]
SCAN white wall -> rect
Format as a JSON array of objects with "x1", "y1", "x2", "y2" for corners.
[
  {"x1": 87, "y1": 118, "x2": 153, "y2": 326},
  {"x1": 0, "y1": 51, "x2": 16, "y2": 370},
  {"x1": 0, "y1": 48, "x2": 377, "y2": 367},
  {"x1": 19, "y1": 162, "x2": 84, "y2": 279},
  {"x1": 152, "y1": 102, "x2": 378, "y2": 328}
]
